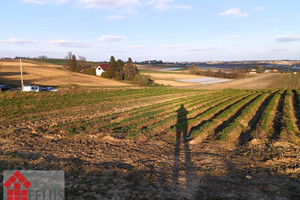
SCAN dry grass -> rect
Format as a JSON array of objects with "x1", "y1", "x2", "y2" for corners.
[{"x1": 0, "y1": 60, "x2": 128, "y2": 87}]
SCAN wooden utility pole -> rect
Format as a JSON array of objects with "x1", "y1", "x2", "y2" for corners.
[{"x1": 20, "y1": 59, "x2": 24, "y2": 91}]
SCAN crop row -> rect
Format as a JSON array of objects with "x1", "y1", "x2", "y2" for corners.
[
  {"x1": 0, "y1": 88, "x2": 198, "y2": 118},
  {"x1": 280, "y1": 90, "x2": 299, "y2": 142},
  {"x1": 118, "y1": 91, "x2": 252, "y2": 137},
  {"x1": 65, "y1": 90, "x2": 246, "y2": 135},
  {"x1": 216, "y1": 91, "x2": 271, "y2": 141}
]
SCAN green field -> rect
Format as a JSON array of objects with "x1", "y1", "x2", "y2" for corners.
[
  {"x1": 1, "y1": 88, "x2": 298, "y2": 143},
  {"x1": 0, "y1": 87, "x2": 299, "y2": 199}
]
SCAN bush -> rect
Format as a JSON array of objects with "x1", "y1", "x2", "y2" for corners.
[
  {"x1": 133, "y1": 74, "x2": 153, "y2": 86},
  {"x1": 82, "y1": 68, "x2": 96, "y2": 75}
]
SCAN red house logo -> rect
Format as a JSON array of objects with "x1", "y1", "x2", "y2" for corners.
[{"x1": 3, "y1": 170, "x2": 31, "y2": 200}]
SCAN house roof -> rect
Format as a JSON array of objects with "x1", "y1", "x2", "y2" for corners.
[{"x1": 99, "y1": 64, "x2": 109, "y2": 71}]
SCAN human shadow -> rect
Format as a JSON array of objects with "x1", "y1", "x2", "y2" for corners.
[{"x1": 173, "y1": 104, "x2": 195, "y2": 188}]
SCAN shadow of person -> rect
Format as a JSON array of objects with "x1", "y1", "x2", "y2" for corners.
[{"x1": 173, "y1": 104, "x2": 193, "y2": 187}]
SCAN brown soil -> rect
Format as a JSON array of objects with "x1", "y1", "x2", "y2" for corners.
[{"x1": 0, "y1": 128, "x2": 299, "y2": 200}]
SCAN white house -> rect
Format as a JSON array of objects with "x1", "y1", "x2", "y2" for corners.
[
  {"x1": 96, "y1": 64, "x2": 109, "y2": 76},
  {"x1": 249, "y1": 69, "x2": 258, "y2": 74}
]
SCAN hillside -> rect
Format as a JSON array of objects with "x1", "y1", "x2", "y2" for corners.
[{"x1": 0, "y1": 59, "x2": 128, "y2": 87}]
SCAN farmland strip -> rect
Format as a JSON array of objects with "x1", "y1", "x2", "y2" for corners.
[
  {"x1": 238, "y1": 90, "x2": 279, "y2": 145},
  {"x1": 189, "y1": 92, "x2": 261, "y2": 140},
  {"x1": 216, "y1": 92, "x2": 271, "y2": 142},
  {"x1": 280, "y1": 90, "x2": 299, "y2": 142}
]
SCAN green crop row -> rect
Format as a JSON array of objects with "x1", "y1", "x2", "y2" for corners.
[
  {"x1": 142, "y1": 91, "x2": 253, "y2": 138},
  {"x1": 0, "y1": 87, "x2": 197, "y2": 118},
  {"x1": 123, "y1": 91, "x2": 249, "y2": 137},
  {"x1": 103, "y1": 90, "x2": 242, "y2": 135},
  {"x1": 256, "y1": 90, "x2": 283, "y2": 136},
  {"x1": 216, "y1": 92, "x2": 270, "y2": 141},
  {"x1": 190, "y1": 92, "x2": 262, "y2": 137},
  {"x1": 63, "y1": 91, "x2": 222, "y2": 134},
  {"x1": 281, "y1": 90, "x2": 299, "y2": 137}
]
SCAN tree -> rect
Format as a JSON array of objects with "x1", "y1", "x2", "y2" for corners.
[
  {"x1": 254, "y1": 65, "x2": 264, "y2": 73},
  {"x1": 102, "y1": 56, "x2": 117, "y2": 78},
  {"x1": 38, "y1": 55, "x2": 47, "y2": 59},
  {"x1": 70, "y1": 54, "x2": 78, "y2": 72},
  {"x1": 116, "y1": 59, "x2": 125, "y2": 80},
  {"x1": 65, "y1": 51, "x2": 73, "y2": 70},
  {"x1": 77, "y1": 55, "x2": 87, "y2": 71},
  {"x1": 125, "y1": 57, "x2": 139, "y2": 81},
  {"x1": 189, "y1": 64, "x2": 197, "y2": 74}
]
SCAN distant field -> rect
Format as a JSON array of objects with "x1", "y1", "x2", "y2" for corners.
[
  {"x1": 0, "y1": 59, "x2": 127, "y2": 87},
  {"x1": 0, "y1": 87, "x2": 299, "y2": 199},
  {"x1": 141, "y1": 68, "x2": 300, "y2": 89},
  {"x1": 29, "y1": 59, "x2": 101, "y2": 67}
]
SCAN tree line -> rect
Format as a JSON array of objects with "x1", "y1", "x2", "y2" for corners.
[
  {"x1": 65, "y1": 52, "x2": 153, "y2": 86},
  {"x1": 102, "y1": 56, "x2": 153, "y2": 86},
  {"x1": 189, "y1": 64, "x2": 246, "y2": 79}
]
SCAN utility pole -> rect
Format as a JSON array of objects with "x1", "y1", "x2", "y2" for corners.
[{"x1": 20, "y1": 59, "x2": 24, "y2": 91}]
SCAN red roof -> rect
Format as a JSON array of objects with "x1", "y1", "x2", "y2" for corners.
[{"x1": 99, "y1": 64, "x2": 109, "y2": 71}]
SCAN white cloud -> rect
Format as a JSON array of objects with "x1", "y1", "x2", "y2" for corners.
[
  {"x1": 98, "y1": 35, "x2": 126, "y2": 42},
  {"x1": 219, "y1": 8, "x2": 248, "y2": 18},
  {"x1": 164, "y1": 45, "x2": 178, "y2": 49},
  {"x1": 20, "y1": 0, "x2": 46, "y2": 4},
  {"x1": 48, "y1": 39, "x2": 87, "y2": 47},
  {"x1": 254, "y1": 6, "x2": 264, "y2": 11},
  {"x1": 230, "y1": 34, "x2": 240, "y2": 39},
  {"x1": 78, "y1": 0, "x2": 140, "y2": 10},
  {"x1": 183, "y1": 45, "x2": 212, "y2": 52},
  {"x1": 128, "y1": 45, "x2": 141, "y2": 49},
  {"x1": 270, "y1": 48, "x2": 290, "y2": 52},
  {"x1": 20, "y1": 0, "x2": 191, "y2": 11},
  {"x1": 276, "y1": 35, "x2": 300, "y2": 42},
  {"x1": 1, "y1": 38, "x2": 37, "y2": 44},
  {"x1": 20, "y1": 0, "x2": 70, "y2": 5},
  {"x1": 147, "y1": 0, "x2": 191, "y2": 10},
  {"x1": 20, "y1": 0, "x2": 140, "y2": 10},
  {"x1": 106, "y1": 15, "x2": 126, "y2": 20}
]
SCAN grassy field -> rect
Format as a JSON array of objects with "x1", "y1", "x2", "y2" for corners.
[
  {"x1": 29, "y1": 59, "x2": 101, "y2": 67},
  {"x1": 0, "y1": 87, "x2": 299, "y2": 199}
]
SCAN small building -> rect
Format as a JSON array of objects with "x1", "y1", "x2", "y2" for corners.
[
  {"x1": 96, "y1": 64, "x2": 109, "y2": 76},
  {"x1": 249, "y1": 69, "x2": 258, "y2": 74},
  {"x1": 23, "y1": 85, "x2": 39, "y2": 92},
  {"x1": 265, "y1": 69, "x2": 279, "y2": 73}
]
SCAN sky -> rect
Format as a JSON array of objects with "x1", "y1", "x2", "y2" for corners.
[{"x1": 1, "y1": 0, "x2": 300, "y2": 62}]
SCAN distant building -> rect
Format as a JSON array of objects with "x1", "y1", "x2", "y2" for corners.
[
  {"x1": 96, "y1": 64, "x2": 109, "y2": 76},
  {"x1": 249, "y1": 69, "x2": 258, "y2": 74},
  {"x1": 264, "y1": 69, "x2": 279, "y2": 73}
]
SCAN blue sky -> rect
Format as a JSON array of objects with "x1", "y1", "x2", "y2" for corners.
[{"x1": 1, "y1": 0, "x2": 300, "y2": 61}]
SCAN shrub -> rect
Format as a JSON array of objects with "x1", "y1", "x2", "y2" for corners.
[
  {"x1": 133, "y1": 74, "x2": 153, "y2": 86},
  {"x1": 82, "y1": 67, "x2": 96, "y2": 75}
]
